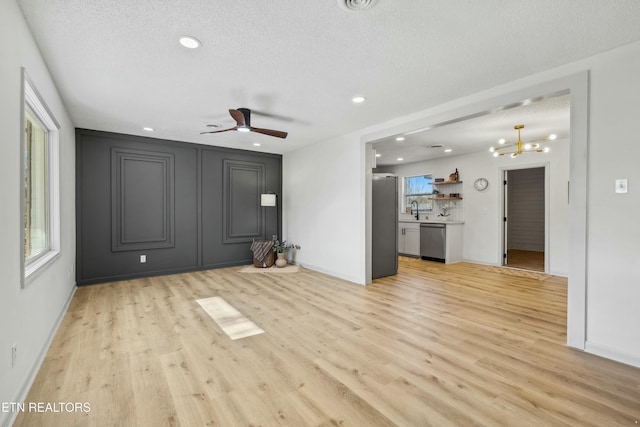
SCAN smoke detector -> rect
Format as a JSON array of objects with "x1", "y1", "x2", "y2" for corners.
[{"x1": 337, "y1": 0, "x2": 379, "y2": 11}]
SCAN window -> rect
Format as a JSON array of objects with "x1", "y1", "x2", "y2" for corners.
[
  {"x1": 24, "y1": 108, "x2": 49, "y2": 261},
  {"x1": 404, "y1": 174, "x2": 433, "y2": 212},
  {"x1": 22, "y1": 70, "x2": 60, "y2": 286}
]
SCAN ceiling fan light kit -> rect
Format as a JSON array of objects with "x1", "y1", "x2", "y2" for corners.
[
  {"x1": 490, "y1": 124, "x2": 555, "y2": 158},
  {"x1": 201, "y1": 108, "x2": 288, "y2": 139}
]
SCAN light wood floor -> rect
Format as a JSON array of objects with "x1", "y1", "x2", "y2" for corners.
[
  {"x1": 15, "y1": 258, "x2": 640, "y2": 426},
  {"x1": 506, "y1": 249, "x2": 545, "y2": 272}
]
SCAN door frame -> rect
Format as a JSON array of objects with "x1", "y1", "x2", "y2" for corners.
[
  {"x1": 363, "y1": 71, "x2": 588, "y2": 349},
  {"x1": 500, "y1": 163, "x2": 550, "y2": 273}
]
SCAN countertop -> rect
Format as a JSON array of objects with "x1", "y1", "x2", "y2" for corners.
[{"x1": 399, "y1": 220, "x2": 465, "y2": 225}]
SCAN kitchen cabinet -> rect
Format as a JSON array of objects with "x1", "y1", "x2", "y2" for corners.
[
  {"x1": 398, "y1": 222, "x2": 420, "y2": 257},
  {"x1": 443, "y1": 222, "x2": 463, "y2": 263}
]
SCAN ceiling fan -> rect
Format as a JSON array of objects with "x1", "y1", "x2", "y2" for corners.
[{"x1": 201, "y1": 108, "x2": 288, "y2": 139}]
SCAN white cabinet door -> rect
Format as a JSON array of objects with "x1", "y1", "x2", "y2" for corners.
[
  {"x1": 398, "y1": 226, "x2": 406, "y2": 254},
  {"x1": 405, "y1": 228, "x2": 420, "y2": 256},
  {"x1": 399, "y1": 222, "x2": 420, "y2": 256}
]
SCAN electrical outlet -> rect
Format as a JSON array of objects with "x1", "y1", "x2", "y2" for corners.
[
  {"x1": 11, "y1": 345, "x2": 17, "y2": 367},
  {"x1": 140, "y1": 255, "x2": 146, "y2": 263}
]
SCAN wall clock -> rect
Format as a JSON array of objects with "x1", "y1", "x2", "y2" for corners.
[{"x1": 474, "y1": 177, "x2": 489, "y2": 191}]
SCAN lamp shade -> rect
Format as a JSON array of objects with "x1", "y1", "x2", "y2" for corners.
[{"x1": 261, "y1": 193, "x2": 277, "y2": 207}]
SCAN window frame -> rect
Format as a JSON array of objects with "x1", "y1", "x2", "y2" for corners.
[
  {"x1": 20, "y1": 69, "x2": 61, "y2": 287},
  {"x1": 402, "y1": 174, "x2": 434, "y2": 213}
]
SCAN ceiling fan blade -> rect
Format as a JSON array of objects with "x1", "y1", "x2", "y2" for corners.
[
  {"x1": 200, "y1": 127, "x2": 237, "y2": 135},
  {"x1": 229, "y1": 109, "x2": 246, "y2": 127},
  {"x1": 251, "y1": 109, "x2": 295, "y2": 123},
  {"x1": 251, "y1": 127, "x2": 288, "y2": 139}
]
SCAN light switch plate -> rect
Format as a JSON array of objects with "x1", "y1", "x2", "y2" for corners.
[{"x1": 615, "y1": 179, "x2": 628, "y2": 194}]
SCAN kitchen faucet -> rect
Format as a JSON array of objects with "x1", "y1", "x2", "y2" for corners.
[{"x1": 411, "y1": 200, "x2": 419, "y2": 220}]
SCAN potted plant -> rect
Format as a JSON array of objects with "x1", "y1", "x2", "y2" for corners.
[{"x1": 272, "y1": 239, "x2": 301, "y2": 267}]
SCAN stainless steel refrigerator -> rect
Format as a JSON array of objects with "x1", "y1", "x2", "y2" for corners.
[{"x1": 372, "y1": 174, "x2": 398, "y2": 279}]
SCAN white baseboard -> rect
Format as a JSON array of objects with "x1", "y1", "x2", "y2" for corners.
[
  {"x1": 548, "y1": 270, "x2": 568, "y2": 278},
  {"x1": 298, "y1": 262, "x2": 365, "y2": 286},
  {"x1": 585, "y1": 341, "x2": 640, "y2": 369},
  {"x1": 2, "y1": 284, "x2": 77, "y2": 427}
]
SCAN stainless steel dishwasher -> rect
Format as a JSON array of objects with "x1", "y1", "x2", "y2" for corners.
[{"x1": 420, "y1": 223, "x2": 446, "y2": 262}]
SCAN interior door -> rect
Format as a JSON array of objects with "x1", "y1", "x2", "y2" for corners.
[{"x1": 503, "y1": 167, "x2": 546, "y2": 272}]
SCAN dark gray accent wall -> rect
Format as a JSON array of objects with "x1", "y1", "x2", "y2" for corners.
[{"x1": 76, "y1": 129, "x2": 282, "y2": 285}]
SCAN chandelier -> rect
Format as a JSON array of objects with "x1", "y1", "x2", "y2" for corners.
[{"x1": 490, "y1": 124, "x2": 556, "y2": 158}]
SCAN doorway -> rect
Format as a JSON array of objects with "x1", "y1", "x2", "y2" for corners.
[{"x1": 503, "y1": 166, "x2": 546, "y2": 272}]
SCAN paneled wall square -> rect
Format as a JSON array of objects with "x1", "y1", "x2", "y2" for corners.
[
  {"x1": 222, "y1": 159, "x2": 265, "y2": 243},
  {"x1": 111, "y1": 147, "x2": 175, "y2": 251}
]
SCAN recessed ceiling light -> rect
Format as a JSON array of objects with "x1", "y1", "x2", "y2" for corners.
[
  {"x1": 395, "y1": 137, "x2": 405, "y2": 142},
  {"x1": 549, "y1": 134, "x2": 557, "y2": 140},
  {"x1": 397, "y1": 157, "x2": 404, "y2": 161},
  {"x1": 253, "y1": 143, "x2": 261, "y2": 147},
  {"x1": 375, "y1": 153, "x2": 381, "y2": 157},
  {"x1": 179, "y1": 36, "x2": 201, "y2": 49},
  {"x1": 143, "y1": 127, "x2": 154, "y2": 131},
  {"x1": 352, "y1": 96, "x2": 366, "y2": 103},
  {"x1": 444, "y1": 149, "x2": 452, "y2": 153}
]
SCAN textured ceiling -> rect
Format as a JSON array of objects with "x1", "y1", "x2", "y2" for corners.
[
  {"x1": 16, "y1": 0, "x2": 640, "y2": 156},
  {"x1": 373, "y1": 93, "x2": 571, "y2": 165}
]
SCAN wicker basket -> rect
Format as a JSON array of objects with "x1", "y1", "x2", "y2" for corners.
[{"x1": 253, "y1": 248, "x2": 275, "y2": 268}]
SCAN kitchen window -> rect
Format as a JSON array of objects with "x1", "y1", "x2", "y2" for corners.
[
  {"x1": 22, "y1": 70, "x2": 60, "y2": 286},
  {"x1": 403, "y1": 174, "x2": 433, "y2": 213}
]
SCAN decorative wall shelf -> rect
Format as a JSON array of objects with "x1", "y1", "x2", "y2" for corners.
[
  {"x1": 431, "y1": 178, "x2": 463, "y2": 221},
  {"x1": 433, "y1": 180, "x2": 462, "y2": 185}
]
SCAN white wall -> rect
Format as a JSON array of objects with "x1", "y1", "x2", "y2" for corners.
[
  {"x1": 0, "y1": 1, "x2": 76, "y2": 424},
  {"x1": 283, "y1": 131, "x2": 368, "y2": 284},
  {"x1": 582, "y1": 43, "x2": 640, "y2": 364},
  {"x1": 285, "y1": 40, "x2": 640, "y2": 366},
  {"x1": 377, "y1": 138, "x2": 570, "y2": 276}
]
